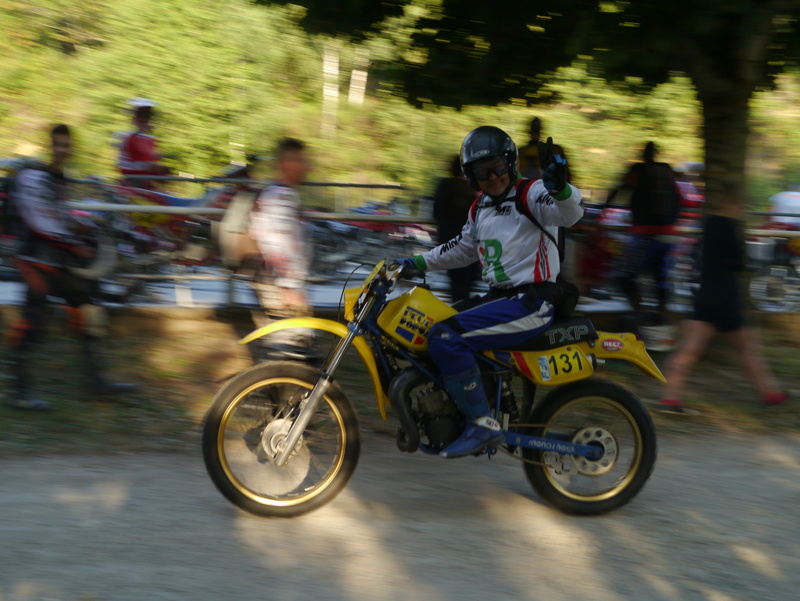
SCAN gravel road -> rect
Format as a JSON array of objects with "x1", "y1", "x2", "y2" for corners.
[{"x1": 1, "y1": 430, "x2": 799, "y2": 601}]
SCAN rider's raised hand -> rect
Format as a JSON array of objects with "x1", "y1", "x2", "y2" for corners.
[{"x1": 537, "y1": 136, "x2": 568, "y2": 195}]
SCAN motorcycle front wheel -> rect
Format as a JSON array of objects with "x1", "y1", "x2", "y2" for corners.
[
  {"x1": 202, "y1": 361, "x2": 360, "y2": 517},
  {"x1": 521, "y1": 378, "x2": 657, "y2": 516}
]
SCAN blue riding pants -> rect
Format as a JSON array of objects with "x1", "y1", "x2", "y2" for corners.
[{"x1": 428, "y1": 294, "x2": 555, "y2": 379}]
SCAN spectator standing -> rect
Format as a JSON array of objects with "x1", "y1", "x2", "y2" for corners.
[
  {"x1": 248, "y1": 137, "x2": 312, "y2": 361},
  {"x1": 117, "y1": 97, "x2": 170, "y2": 188},
  {"x1": 432, "y1": 155, "x2": 480, "y2": 303},
  {"x1": 5, "y1": 124, "x2": 138, "y2": 411},
  {"x1": 655, "y1": 188, "x2": 789, "y2": 414},
  {"x1": 517, "y1": 117, "x2": 573, "y2": 182},
  {"x1": 615, "y1": 141, "x2": 681, "y2": 350},
  {"x1": 767, "y1": 184, "x2": 800, "y2": 226}
]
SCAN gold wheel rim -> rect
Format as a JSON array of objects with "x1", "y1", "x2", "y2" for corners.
[
  {"x1": 541, "y1": 396, "x2": 643, "y2": 502},
  {"x1": 217, "y1": 377, "x2": 347, "y2": 507}
]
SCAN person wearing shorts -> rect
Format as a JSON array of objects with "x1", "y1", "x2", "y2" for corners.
[{"x1": 655, "y1": 189, "x2": 788, "y2": 414}]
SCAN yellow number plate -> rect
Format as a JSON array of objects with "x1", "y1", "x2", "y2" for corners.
[{"x1": 536, "y1": 348, "x2": 593, "y2": 384}]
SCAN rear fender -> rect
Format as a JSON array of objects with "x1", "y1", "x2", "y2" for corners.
[
  {"x1": 239, "y1": 317, "x2": 391, "y2": 420},
  {"x1": 593, "y1": 332, "x2": 666, "y2": 382}
]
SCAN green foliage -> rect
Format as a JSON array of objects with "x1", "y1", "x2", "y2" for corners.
[
  {"x1": 258, "y1": 0, "x2": 800, "y2": 209},
  {"x1": 1, "y1": 0, "x2": 110, "y2": 55},
  {"x1": 750, "y1": 69, "x2": 800, "y2": 203},
  {"x1": 0, "y1": 0, "x2": 799, "y2": 210}
]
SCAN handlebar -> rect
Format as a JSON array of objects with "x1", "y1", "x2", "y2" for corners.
[{"x1": 386, "y1": 261, "x2": 426, "y2": 282}]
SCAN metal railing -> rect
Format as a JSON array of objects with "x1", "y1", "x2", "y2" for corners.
[
  {"x1": 5, "y1": 174, "x2": 796, "y2": 309},
  {"x1": 65, "y1": 199, "x2": 800, "y2": 239},
  {"x1": 120, "y1": 174, "x2": 409, "y2": 190}
]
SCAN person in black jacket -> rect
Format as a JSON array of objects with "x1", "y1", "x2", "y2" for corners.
[
  {"x1": 432, "y1": 155, "x2": 480, "y2": 303},
  {"x1": 655, "y1": 188, "x2": 789, "y2": 414},
  {"x1": 615, "y1": 141, "x2": 681, "y2": 348}
]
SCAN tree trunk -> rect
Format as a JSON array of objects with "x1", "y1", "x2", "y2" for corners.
[
  {"x1": 322, "y1": 41, "x2": 339, "y2": 138},
  {"x1": 348, "y1": 49, "x2": 369, "y2": 105},
  {"x1": 696, "y1": 85, "x2": 751, "y2": 211},
  {"x1": 681, "y1": 4, "x2": 783, "y2": 211}
]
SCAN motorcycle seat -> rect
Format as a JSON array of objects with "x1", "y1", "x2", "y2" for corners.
[{"x1": 500, "y1": 316, "x2": 598, "y2": 352}]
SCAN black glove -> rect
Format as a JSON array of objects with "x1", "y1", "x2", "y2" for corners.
[
  {"x1": 537, "y1": 136, "x2": 568, "y2": 195},
  {"x1": 392, "y1": 257, "x2": 424, "y2": 279}
]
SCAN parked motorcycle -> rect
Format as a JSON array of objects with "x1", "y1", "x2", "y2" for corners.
[
  {"x1": 202, "y1": 260, "x2": 661, "y2": 518},
  {"x1": 308, "y1": 218, "x2": 360, "y2": 276},
  {"x1": 95, "y1": 180, "x2": 219, "y2": 266},
  {"x1": 747, "y1": 224, "x2": 800, "y2": 312},
  {"x1": 346, "y1": 200, "x2": 436, "y2": 263}
]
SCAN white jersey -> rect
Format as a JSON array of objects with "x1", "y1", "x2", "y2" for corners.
[
  {"x1": 14, "y1": 167, "x2": 81, "y2": 266},
  {"x1": 249, "y1": 181, "x2": 310, "y2": 290},
  {"x1": 421, "y1": 179, "x2": 583, "y2": 288}
]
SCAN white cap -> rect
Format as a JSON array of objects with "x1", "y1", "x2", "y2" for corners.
[{"x1": 127, "y1": 97, "x2": 157, "y2": 109}]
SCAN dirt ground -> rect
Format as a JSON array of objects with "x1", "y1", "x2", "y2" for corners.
[
  {"x1": 1, "y1": 307, "x2": 799, "y2": 601},
  {"x1": 1, "y1": 430, "x2": 799, "y2": 601}
]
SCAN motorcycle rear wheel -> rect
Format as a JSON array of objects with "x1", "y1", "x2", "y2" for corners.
[
  {"x1": 202, "y1": 361, "x2": 360, "y2": 517},
  {"x1": 521, "y1": 378, "x2": 656, "y2": 515}
]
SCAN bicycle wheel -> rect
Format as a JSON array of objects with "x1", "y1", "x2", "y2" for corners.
[
  {"x1": 202, "y1": 361, "x2": 360, "y2": 517},
  {"x1": 521, "y1": 378, "x2": 657, "y2": 515}
]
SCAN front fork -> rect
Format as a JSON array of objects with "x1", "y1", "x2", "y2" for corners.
[{"x1": 271, "y1": 296, "x2": 375, "y2": 467}]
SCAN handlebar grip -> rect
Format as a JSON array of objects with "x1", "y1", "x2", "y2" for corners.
[{"x1": 399, "y1": 265, "x2": 425, "y2": 280}]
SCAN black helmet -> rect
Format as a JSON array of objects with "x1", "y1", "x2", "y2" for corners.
[{"x1": 460, "y1": 126, "x2": 518, "y2": 191}]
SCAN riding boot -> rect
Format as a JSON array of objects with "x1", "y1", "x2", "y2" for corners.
[
  {"x1": 439, "y1": 366, "x2": 504, "y2": 458},
  {"x1": 7, "y1": 351, "x2": 53, "y2": 411},
  {"x1": 82, "y1": 336, "x2": 140, "y2": 396}
]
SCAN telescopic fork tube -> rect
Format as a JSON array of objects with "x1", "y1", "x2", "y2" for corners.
[{"x1": 272, "y1": 288, "x2": 379, "y2": 467}]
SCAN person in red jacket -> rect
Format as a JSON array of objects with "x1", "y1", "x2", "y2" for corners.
[{"x1": 117, "y1": 97, "x2": 170, "y2": 188}]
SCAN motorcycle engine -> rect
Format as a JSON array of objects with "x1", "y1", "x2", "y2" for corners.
[
  {"x1": 388, "y1": 367, "x2": 462, "y2": 452},
  {"x1": 416, "y1": 384, "x2": 462, "y2": 451}
]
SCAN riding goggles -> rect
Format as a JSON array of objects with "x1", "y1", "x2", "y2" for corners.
[{"x1": 470, "y1": 156, "x2": 510, "y2": 181}]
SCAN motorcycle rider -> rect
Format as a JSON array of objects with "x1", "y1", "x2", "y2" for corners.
[
  {"x1": 5, "y1": 124, "x2": 139, "y2": 411},
  {"x1": 397, "y1": 126, "x2": 583, "y2": 458}
]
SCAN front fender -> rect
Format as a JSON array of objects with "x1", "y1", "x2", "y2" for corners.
[{"x1": 240, "y1": 317, "x2": 391, "y2": 421}]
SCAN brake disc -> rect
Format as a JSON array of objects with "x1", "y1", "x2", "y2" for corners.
[{"x1": 260, "y1": 418, "x2": 303, "y2": 461}]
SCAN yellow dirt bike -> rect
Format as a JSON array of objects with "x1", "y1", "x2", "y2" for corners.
[{"x1": 202, "y1": 260, "x2": 663, "y2": 517}]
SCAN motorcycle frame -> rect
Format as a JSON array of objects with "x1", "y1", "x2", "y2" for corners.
[
  {"x1": 243, "y1": 272, "x2": 604, "y2": 462},
  {"x1": 358, "y1": 293, "x2": 602, "y2": 459}
]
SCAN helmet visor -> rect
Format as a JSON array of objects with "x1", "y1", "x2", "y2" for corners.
[{"x1": 470, "y1": 156, "x2": 509, "y2": 181}]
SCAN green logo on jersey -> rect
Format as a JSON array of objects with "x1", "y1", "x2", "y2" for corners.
[{"x1": 483, "y1": 239, "x2": 509, "y2": 282}]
